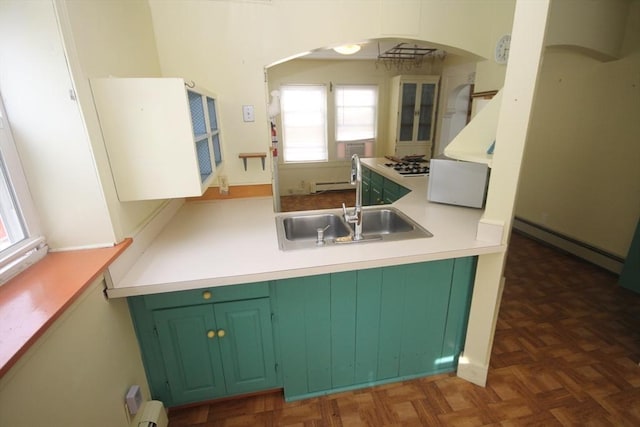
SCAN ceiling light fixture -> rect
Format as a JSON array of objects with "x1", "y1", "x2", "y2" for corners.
[{"x1": 333, "y1": 44, "x2": 361, "y2": 55}]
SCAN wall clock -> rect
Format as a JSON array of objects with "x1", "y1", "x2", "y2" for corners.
[{"x1": 494, "y1": 34, "x2": 511, "y2": 64}]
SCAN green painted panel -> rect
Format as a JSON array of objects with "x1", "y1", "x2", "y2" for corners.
[
  {"x1": 370, "y1": 170, "x2": 384, "y2": 186},
  {"x1": 127, "y1": 297, "x2": 171, "y2": 404},
  {"x1": 274, "y1": 258, "x2": 477, "y2": 401},
  {"x1": 441, "y1": 257, "x2": 477, "y2": 370},
  {"x1": 153, "y1": 305, "x2": 226, "y2": 405},
  {"x1": 330, "y1": 271, "x2": 357, "y2": 387},
  {"x1": 371, "y1": 185, "x2": 383, "y2": 205},
  {"x1": 303, "y1": 276, "x2": 332, "y2": 392},
  {"x1": 274, "y1": 277, "x2": 309, "y2": 398},
  {"x1": 275, "y1": 275, "x2": 332, "y2": 398},
  {"x1": 362, "y1": 177, "x2": 371, "y2": 206},
  {"x1": 354, "y1": 268, "x2": 383, "y2": 384},
  {"x1": 214, "y1": 298, "x2": 277, "y2": 395},
  {"x1": 377, "y1": 266, "x2": 405, "y2": 379},
  {"x1": 398, "y1": 260, "x2": 453, "y2": 376},
  {"x1": 383, "y1": 191, "x2": 398, "y2": 205}
]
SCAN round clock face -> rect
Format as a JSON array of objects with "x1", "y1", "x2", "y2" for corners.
[{"x1": 494, "y1": 34, "x2": 511, "y2": 64}]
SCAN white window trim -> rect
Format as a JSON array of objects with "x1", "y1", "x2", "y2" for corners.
[{"x1": 0, "y1": 95, "x2": 47, "y2": 285}]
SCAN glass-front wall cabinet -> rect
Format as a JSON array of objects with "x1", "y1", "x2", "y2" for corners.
[{"x1": 387, "y1": 75, "x2": 439, "y2": 159}]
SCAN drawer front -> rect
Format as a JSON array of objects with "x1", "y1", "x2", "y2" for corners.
[{"x1": 144, "y1": 281, "x2": 270, "y2": 310}]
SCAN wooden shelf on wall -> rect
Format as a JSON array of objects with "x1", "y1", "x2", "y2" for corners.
[{"x1": 239, "y1": 152, "x2": 267, "y2": 171}]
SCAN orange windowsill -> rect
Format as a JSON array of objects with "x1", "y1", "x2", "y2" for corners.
[{"x1": 0, "y1": 238, "x2": 131, "y2": 378}]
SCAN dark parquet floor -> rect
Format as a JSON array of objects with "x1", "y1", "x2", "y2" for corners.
[
  {"x1": 280, "y1": 190, "x2": 356, "y2": 212},
  {"x1": 169, "y1": 194, "x2": 640, "y2": 426}
]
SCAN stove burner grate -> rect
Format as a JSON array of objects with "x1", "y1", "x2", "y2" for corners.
[{"x1": 384, "y1": 161, "x2": 429, "y2": 175}]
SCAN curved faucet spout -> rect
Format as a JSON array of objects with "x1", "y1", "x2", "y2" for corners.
[{"x1": 344, "y1": 154, "x2": 363, "y2": 240}]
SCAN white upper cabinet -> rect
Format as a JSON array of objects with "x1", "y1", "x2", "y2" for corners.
[
  {"x1": 90, "y1": 78, "x2": 223, "y2": 201},
  {"x1": 387, "y1": 75, "x2": 439, "y2": 159}
]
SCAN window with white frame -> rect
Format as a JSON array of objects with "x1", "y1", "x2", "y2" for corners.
[
  {"x1": 280, "y1": 85, "x2": 328, "y2": 162},
  {"x1": 335, "y1": 85, "x2": 377, "y2": 159},
  {"x1": 0, "y1": 96, "x2": 47, "y2": 285}
]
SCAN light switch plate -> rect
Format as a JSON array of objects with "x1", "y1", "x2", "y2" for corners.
[{"x1": 242, "y1": 105, "x2": 255, "y2": 122}]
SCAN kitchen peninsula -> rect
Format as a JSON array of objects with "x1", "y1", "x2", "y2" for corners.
[
  {"x1": 110, "y1": 158, "x2": 505, "y2": 406},
  {"x1": 107, "y1": 158, "x2": 504, "y2": 297}
]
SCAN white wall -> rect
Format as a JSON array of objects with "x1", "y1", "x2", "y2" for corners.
[
  {"x1": 515, "y1": 36, "x2": 640, "y2": 257},
  {"x1": 58, "y1": 0, "x2": 171, "y2": 241},
  {"x1": 148, "y1": 0, "x2": 517, "y2": 188},
  {"x1": 0, "y1": 0, "x2": 173, "y2": 248},
  {"x1": 0, "y1": 277, "x2": 150, "y2": 427},
  {"x1": 0, "y1": 1, "x2": 116, "y2": 250}
]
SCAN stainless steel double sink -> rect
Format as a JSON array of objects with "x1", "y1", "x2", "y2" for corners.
[{"x1": 275, "y1": 206, "x2": 432, "y2": 251}]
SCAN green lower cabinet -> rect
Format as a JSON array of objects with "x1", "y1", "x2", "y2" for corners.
[
  {"x1": 363, "y1": 166, "x2": 410, "y2": 206},
  {"x1": 153, "y1": 305, "x2": 227, "y2": 403},
  {"x1": 362, "y1": 176, "x2": 371, "y2": 206},
  {"x1": 128, "y1": 287, "x2": 278, "y2": 407},
  {"x1": 274, "y1": 257, "x2": 477, "y2": 401}
]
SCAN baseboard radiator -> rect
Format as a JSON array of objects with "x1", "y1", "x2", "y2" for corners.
[
  {"x1": 310, "y1": 181, "x2": 353, "y2": 193},
  {"x1": 512, "y1": 217, "x2": 625, "y2": 274}
]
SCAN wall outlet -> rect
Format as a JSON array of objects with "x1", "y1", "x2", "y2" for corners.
[{"x1": 126, "y1": 385, "x2": 143, "y2": 415}]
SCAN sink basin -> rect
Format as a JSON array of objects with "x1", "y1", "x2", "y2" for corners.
[
  {"x1": 358, "y1": 208, "x2": 416, "y2": 235},
  {"x1": 281, "y1": 213, "x2": 351, "y2": 241},
  {"x1": 275, "y1": 207, "x2": 432, "y2": 251}
]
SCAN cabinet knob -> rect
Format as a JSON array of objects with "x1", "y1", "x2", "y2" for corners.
[
  {"x1": 207, "y1": 330, "x2": 216, "y2": 339},
  {"x1": 202, "y1": 291, "x2": 212, "y2": 300},
  {"x1": 217, "y1": 329, "x2": 226, "y2": 338}
]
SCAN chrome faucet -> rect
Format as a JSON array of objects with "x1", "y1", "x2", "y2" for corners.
[{"x1": 342, "y1": 154, "x2": 363, "y2": 241}]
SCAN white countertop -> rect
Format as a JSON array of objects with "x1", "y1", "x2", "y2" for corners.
[{"x1": 106, "y1": 158, "x2": 505, "y2": 298}]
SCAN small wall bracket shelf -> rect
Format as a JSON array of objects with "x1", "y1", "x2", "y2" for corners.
[{"x1": 238, "y1": 152, "x2": 266, "y2": 171}]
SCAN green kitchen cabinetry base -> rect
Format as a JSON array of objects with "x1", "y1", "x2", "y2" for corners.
[
  {"x1": 273, "y1": 257, "x2": 476, "y2": 402},
  {"x1": 128, "y1": 282, "x2": 279, "y2": 407},
  {"x1": 129, "y1": 258, "x2": 476, "y2": 406},
  {"x1": 281, "y1": 368, "x2": 455, "y2": 403},
  {"x1": 362, "y1": 165, "x2": 411, "y2": 205}
]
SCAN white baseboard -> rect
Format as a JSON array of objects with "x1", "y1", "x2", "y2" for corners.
[
  {"x1": 513, "y1": 217, "x2": 624, "y2": 274},
  {"x1": 456, "y1": 354, "x2": 489, "y2": 387}
]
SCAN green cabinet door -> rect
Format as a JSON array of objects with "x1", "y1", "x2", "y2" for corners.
[
  {"x1": 153, "y1": 305, "x2": 226, "y2": 404},
  {"x1": 214, "y1": 298, "x2": 278, "y2": 395}
]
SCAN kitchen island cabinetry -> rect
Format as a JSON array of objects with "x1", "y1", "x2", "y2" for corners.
[
  {"x1": 128, "y1": 282, "x2": 278, "y2": 407},
  {"x1": 90, "y1": 78, "x2": 223, "y2": 201},
  {"x1": 273, "y1": 257, "x2": 476, "y2": 401}
]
